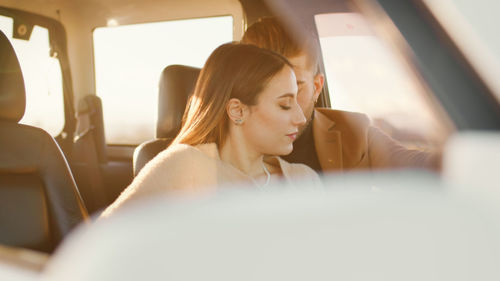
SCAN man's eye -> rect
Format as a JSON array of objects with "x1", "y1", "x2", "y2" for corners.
[{"x1": 280, "y1": 105, "x2": 291, "y2": 110}]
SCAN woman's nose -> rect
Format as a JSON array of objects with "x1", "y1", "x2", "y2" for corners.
[{"x1": 292, "y1": 105, "x2": 307, "y2": 126}]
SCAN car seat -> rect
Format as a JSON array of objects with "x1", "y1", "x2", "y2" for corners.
[
  {"x1": 71, "y1": 95, "x2": 109, "y2": 214},
  {"x1": 0, "y1": 30, "x2": 88, "y2": 253},
  {"x1": 133, "y1": 64, "x2": 200, "y2": 176}
]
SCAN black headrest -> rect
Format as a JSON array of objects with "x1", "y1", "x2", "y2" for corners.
[
  {"x1": 75, "y1": 95, "x2": 107, "y2": 162},
  {"x1": 156, "y1": 64, "x2": 200, "y2": 138},
  {"x1": 0, "y1": 30, "x2": 25, "y2": 122}
]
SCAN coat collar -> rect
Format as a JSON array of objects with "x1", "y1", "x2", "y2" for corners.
[{"x1": 312, "y1": 108, "x2": 344, "y2": 171}]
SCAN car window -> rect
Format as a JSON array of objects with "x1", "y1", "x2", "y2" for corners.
[
  {"x1": 422, "y1": 0, "x2": 500, "y2": 103},
  {"x1": 93, "y1": 15, "x2": 233, "y2": 145},
  {"x1": 315, "y1": 12, "x2": 450, "y2": 149},
  {"x1": 0, "y1": 15, "x2": 65, "y2": 137}
]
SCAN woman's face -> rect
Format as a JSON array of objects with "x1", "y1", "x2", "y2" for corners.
[{"x1": 242, "y1": 66, "x2": 306, "y2": 156}]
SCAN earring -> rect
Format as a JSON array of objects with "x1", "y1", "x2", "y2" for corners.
[{"x1": 234, "y1": 118, "x2": 243, "y2": 125}]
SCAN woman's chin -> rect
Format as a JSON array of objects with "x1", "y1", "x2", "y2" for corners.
[{"x1": 275, "y1": 146, "x2": 293, "y2": 156}]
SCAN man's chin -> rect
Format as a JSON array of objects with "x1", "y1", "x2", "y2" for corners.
[{"x1": 297, "y1": 117, "x2": 313, "y2": 138}]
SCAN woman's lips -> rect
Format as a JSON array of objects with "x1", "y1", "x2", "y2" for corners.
[{"x1": 287, "y1": 132, "x2": 298, "y2": 141}]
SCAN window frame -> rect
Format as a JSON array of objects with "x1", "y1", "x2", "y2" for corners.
[{"x1": 0, "y1": 6, "x2": 76, "y2": 153}]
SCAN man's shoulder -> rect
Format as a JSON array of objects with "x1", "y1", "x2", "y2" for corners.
[
  {"x1": 312, "y1": 108, "x2": 372, "y2": 170},
  {"x1": 315, "y1": 107, "x2": 370, "y2": 124},
  {"x1": 314, "y1": 108, "x2": 371, "y2": 132}
]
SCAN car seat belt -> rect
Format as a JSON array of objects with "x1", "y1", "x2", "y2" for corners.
[{"x1": 72, "y1": 99, "x2": 108, "y2": 214}]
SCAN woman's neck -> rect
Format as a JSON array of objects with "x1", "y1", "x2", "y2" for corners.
[{"x1": 219, "y1": 136, "x2": 265, "y2": 178}]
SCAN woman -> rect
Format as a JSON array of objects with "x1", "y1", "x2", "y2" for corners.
[{"x1": 102, "y1": 43, "x2": 322, "y2": 217}]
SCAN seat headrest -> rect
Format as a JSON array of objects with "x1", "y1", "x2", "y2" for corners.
[
  {"x1": 0, "y1": 30, "x2": 26, "y2": 122},
  {"x1": 156, "y1": 64, "x2": 200, "y2": 138}
]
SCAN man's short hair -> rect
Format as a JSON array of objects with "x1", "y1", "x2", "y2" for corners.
[{"x1": 241, "y1": 17, "x2": 320, "y2": 74}]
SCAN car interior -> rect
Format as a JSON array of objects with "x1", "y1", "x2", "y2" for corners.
[
  {"x1": 0, "y1": 0, "x2": 499, "y2": 279},
  {"x1": 133, "y1": 64, "x2": 200, "y2": 177},
  {"x1": 0, "y1": 30, "x2": 88, "y2": 253}
]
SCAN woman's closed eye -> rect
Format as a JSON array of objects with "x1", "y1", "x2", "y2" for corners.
[{"x1": 277, "y1": 94, "x2": 295, "y2": 110}]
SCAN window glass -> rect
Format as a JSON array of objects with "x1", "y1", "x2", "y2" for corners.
[
  {"x1": 0, "y1": 15, "x2": 65, "y2": 136},
  {"x1": 315, "y1": 13, "x2": 448, "y2": 148},
  {"x1": 93, "y1": 16, "x2": 233, "y2": 145}
]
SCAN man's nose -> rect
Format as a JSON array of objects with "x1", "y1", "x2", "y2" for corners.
[{"x1": 292, "y1": 105, "x2": 307, "y2": 126}]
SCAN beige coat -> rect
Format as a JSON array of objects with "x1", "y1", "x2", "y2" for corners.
[
  {"x1": 102, "y1": 143, "x2": 322, "y2": 217},
  {"x1": 313, "y1": 108, "x2": 440, "y2": 172}
]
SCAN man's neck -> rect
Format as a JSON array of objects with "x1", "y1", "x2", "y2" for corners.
[
  {"x1": 282, "y1": 115, "x2": 322, "y2": 172},
  {"x1": 294, "y1": 118, "x2": 314, "y2": 148},
  {"x1": 295, "y1": 111, "x2": 315, "y2": 146}
]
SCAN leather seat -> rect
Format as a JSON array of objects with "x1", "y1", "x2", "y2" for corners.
[
  {"x1": 71, "y1": 95, "x2": 109, "y2": 214},
  {"x1": 133, "y1": 64, "x2": 200, "y2": 176},
  {"x1": 0, "y1": 30, "x2": 88, "y2": 253}
]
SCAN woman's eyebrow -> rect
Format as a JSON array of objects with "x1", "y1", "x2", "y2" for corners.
[{"x1": 277, "y1": 93, "x2": 295, "y2": 99}]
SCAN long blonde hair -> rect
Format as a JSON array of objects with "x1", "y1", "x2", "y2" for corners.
[{"x1": 172, "y1": 42, "x2": 292, "y2": 147}]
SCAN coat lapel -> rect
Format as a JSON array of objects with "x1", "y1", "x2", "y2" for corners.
[{"x1": 312, "y1": 109, "x2": 343, "y2": 171}]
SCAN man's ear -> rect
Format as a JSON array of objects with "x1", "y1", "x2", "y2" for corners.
[
  {"x1": 313, "y1": 73, "x2": 325, "y2": 102},
  {"x1": 226, "y1": 98, "x2": 247, "y2": 125}
]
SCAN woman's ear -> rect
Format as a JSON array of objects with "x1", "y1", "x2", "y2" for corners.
[{"x1": 226, "y1": 98, "x2": 246, "y2": 125}]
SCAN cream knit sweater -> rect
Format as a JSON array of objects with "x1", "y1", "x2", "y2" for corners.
[{"x1": 102, "y1": 143, "x2": 322, "y2": 217}]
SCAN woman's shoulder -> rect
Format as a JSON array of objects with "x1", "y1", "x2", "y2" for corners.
[
  {"x1": 161, "y1": 143, "x2": 197, "y2": 156},
  {"x1": 159, "y1": 143, "x2": 218, "y2": 158},
  {"x1": 275, "y1": 157, "x2": 323, "y2": 188},
  {"x1": 133, "y1": 143, "x2": 200, "y2": 180},
  {"x1": 101, "y1": 143, "x2": 201, "y2": 218},
  {"x1": 153, "y1": 143, "x2": 208, "y2": 163},
  {"x1": 276, "y1": 157, "x2": 323, "y2": 189},
  {"x1": 138, "y1": 143, "x2": 219, "y2": 178},
  {"x1": 104, "y1": 144, "x2": 213, "y2": 211},
  {"x1": 283, "y1": 160, "x2": 318, "y2": 176},
  {"x1": 266, "y1": 156, "x2": 319, "y2": 178}
]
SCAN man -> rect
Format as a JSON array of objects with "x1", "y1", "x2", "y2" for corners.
[{"x1": 242, "y1": 17, "x2": 440, "y2": 173}]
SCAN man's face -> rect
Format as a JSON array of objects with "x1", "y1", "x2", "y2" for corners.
[{"x1": 288, "y1": 53, "x2": 324, "y2": 135}]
